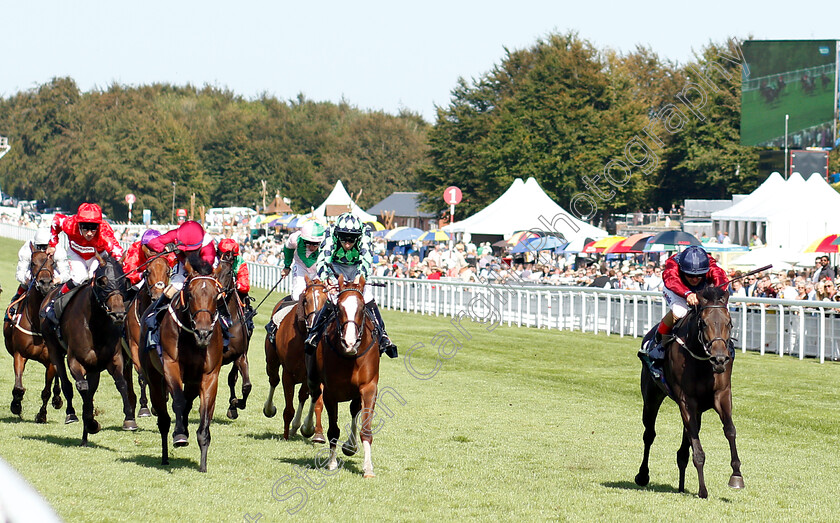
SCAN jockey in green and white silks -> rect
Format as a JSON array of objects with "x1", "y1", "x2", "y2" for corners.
[
  {"x1": 304, "y1": 212, "x2": 397, "y2": 358},
  {"x1": 281, "y1": 221, "x2": 326, "y2": 301}
]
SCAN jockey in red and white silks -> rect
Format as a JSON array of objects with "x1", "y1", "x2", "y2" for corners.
[{"x1": 47, "y1": 203, "x2": 124, "y2": 286}]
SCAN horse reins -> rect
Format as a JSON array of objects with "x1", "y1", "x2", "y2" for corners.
[{"x1": 168, "y1": 276, "x2": 221, "y2": 335}]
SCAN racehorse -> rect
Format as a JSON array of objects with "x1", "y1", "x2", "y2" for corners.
[
  {"x1": 215, "y1": 251, "x2": 253, "y2": 420},
  {"x1": 3, "y1": 249, "x2": 63, "y2": 422},
  {"x1": 40, "y1": 254, "x2": 137, "y2": 446},
  {"x1": 263, "y1": 275, "x2": 328, "y2": 441},
  {"x1": 306, "y1": 275, "x2": 380, "y2": 478},
  {"x1": 635, "y1": 286, "x2": 743, "y2": 498},
  {"x1": 123, "y1": 247, "x2": 171, "y2": 418},
  {"x1": 140, "y1": 256, "x2": 223, "y2": 472}
]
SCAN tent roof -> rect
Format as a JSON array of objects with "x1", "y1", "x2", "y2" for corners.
[
  {"x1": 710, "y1": 172, "x2": 786, "y2": 221},
  {"x1": 443, "y1": 177, "x2": 607, "y2": 240},
  {"x1": 311, "y1": 180, "x2": 377, "y2": 223}
]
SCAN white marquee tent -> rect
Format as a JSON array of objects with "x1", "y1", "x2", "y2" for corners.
[
  {"x1": 311, "y1": 180, "x2": 377, "y2": 223},
  {"x1": 443, "y1": 177, "x2": 608, "y2": 240},
  {"x1": 712, "y1": 172, "x2": 840, "y2": 250}
]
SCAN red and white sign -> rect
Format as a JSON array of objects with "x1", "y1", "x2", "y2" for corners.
[
  {"x1": 125, "y1": 193, "x2": 136, "y2": 205},
  {"x1": 444, "y1": 186, "x2": 462, "y2": 205}
]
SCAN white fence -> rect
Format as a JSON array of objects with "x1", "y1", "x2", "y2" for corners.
[{"x1": 3, "y1": 222, "x2": 838, "y2": 364}]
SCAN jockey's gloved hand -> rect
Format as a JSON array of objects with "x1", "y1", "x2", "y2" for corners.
[{"x1": 164, "y1": 243, "x2": 177, "y2": 253}]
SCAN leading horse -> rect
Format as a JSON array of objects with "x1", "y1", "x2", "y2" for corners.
[
  {"x1": 306, "y1": 275, "x2": 380, "y2": 478},
  {"x1": 140, "y1": 256, "x2": 223, "y2": 472},
  {"x1": 3, "y1": 249, "x2": 64, "y2": 422},
  {"x1": 635, "y1": 286, "x2": 743, "y2": 498},
  {"x1": 40, "y1": 254, "x2": 137, "y2": 445},
  {"x1": 263, "y1": 275, "x2": 328, "y2": 441}
]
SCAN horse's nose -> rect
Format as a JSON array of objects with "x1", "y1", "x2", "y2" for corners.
[
  {"x1": 195, "y1": 329, "x2": 212, "y2": 346},
  {"x1": 111, "y1": 311, "x2": 127, "y2": 325},
  {"x1": 711, "y1": 355, "x2": 730, "y2": 372}
]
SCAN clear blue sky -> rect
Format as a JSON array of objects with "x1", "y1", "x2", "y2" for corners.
[{"x1": 2, "y1": 0, "x2": 837, "y2": 122}]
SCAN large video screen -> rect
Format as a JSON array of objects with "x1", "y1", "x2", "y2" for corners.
[{"x1": 741, "y1": 40, "x2": 838, "y2": 147}]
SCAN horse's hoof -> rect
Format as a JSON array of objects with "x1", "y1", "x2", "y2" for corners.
[
  {"x1": 342, "y1": 441, "x2": 358, "y2": 456},
  {"x1": 35, "y1": 411, "x2": 48, "y2": 424},
  {"x1": 728, "y1": 475, "x2": 745, "y2": 489},
  {"x1": 150, "y1": 406, "x2": 158, "y2": 416},
  {"x1": 300, "y1": 425, "x2": 315, "y2": 439},
  {"x1": 65, "y1": 413, "x2": 79, "y2": 424},
  {"x1": 86, "y1": 420, "x2": 101, "y2": 435},
  {"x1": 226, "y1": 407, "x2": 239, "y2": 420},
  {"x1": 10, "y1": 401, "x2": 22, "y2": 416},
  {"x1": 173, "y1": 433, "x2": 189, "y2": 447},
  {"x1": 311, "y1": 432, "x2": 326, "y2": 444},
  {"x1": 123, "y1": 419, "x2": 138, "y2": 431},
  {"x1": 363, "y1": 471, "x2": 376, "y2": 479},
  {"x1": 138, "y1": 407, "x2": 152, "y2": 418},
  {"x1": 634, "y1": 473, "x2": 649, "y2": 487},
  {"x1": 52, "y1": 397, "x2": 63, "y2": 410},
  {"x1": 263, "y1": 405, "x2": 277, "y2": 418}
]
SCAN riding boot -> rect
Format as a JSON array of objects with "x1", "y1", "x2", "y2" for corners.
[
  {"x1": 265, "y1": 319, "x2": 278, "y2": 345},
  {"x1": 144, "y1": 295, "x2": 171, "y2": 355},
  {"x1": 5, "y1": 284, "x2": 26, "y2": 322},
  {"x1": 240, "y1": 293, "x2": 255, "y2": 335},
  {"x1": 42, "y1": 280, "x2": 76, "y2": 327},
  {"x1": 304, "y1": 302, "x2": 334, "y2": 353},
  {"x1": 366, "y1": 302, "x2": 398, "y2": 358},
  {"x1": 304, "y1": 352, "x2": 320, "y2": 391}
]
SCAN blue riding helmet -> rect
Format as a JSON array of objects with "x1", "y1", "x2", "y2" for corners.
[{"x1": 678, "y1": 246, "x2": 710, "y2": 275}]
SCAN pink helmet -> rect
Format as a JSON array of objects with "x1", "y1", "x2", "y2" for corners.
[
  {"x1": 176, "y1": 221, "x2": 205, "y2": 251},
  {"x1": 140, "y1": 229, "x2": 162, "y2": 245}
]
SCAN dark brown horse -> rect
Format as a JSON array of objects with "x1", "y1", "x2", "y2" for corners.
[
  {"x1": 307, "y1": 275, "x2": 380, "y2": 477},
  {"x1": 40, "y1": 254, "x2": 136, "y2": 445},
  {"x1": 124, "y1": 247, "x2": 171, "y2": 418},
  {"x1": 263, "y1": 275, "x2": 328, "y2": 441},
  {"x1": 140, "y1": 256, "x2": 223, "y2": 472},
  {"x1": 635, "y1": 286, "x2": 743, "y2": 498},
  {"x1": 215, "y1": 252, "x2": 252, "y2": 420},
  {"x1": 3, "y1": 249, "x2": 63, "y2": 422}
]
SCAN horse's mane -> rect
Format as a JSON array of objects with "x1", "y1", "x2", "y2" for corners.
[
  {"x1": 187, "y1": 252, "x2": 213, "y2": 276},
  {"x1": 700, "y1": 285, "x2": 727, "y2": 303}
]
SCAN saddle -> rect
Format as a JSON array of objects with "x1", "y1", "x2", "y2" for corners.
[{"x1": 265, "y1": 299, "x2": 297, "y2": 345}]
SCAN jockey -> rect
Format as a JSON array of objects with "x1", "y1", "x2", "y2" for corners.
[
  {"x1": 143, "y1": 221, "x2": 216, "y2": 352},
  {"x1": 217, "y1": 238, "x2": 255, "y2": 333},
  {"x1": 6, "y1": 228, "x2": 70, "y2": 321},
  {"x1": 281, "y1": 220, "x2": 326, "y2": 301},
  {"x1": 654, "y1": 245, "x2": 727, "y2": 346},
  {"x1": 42, "y1": 203, "x2": 124, "y2": 326},
  {"x1": 304, "y1": 212, "x2": 397, "y2": 358},
  {"x1": 121, "y1": 229, "x2": 177, "y2": 301}
]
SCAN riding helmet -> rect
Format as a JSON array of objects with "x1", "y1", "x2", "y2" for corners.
[
  {"x1": 333, "y1": 213, "x2": 363, "y2": 241},
  {"x1": 176, "y1": 221, "x2": 205, "y2": 251},
  {"x1": 140, "y1": 229, "x2": 162, "y2": 245},
  {"x1": 76, "y1": 203, "x2": 103, "y2": 224},
  {"x1": 217, "y1": 238, "x2": 240, "y2": 255},
  {"x1": 300, "y1": 221, "x2": 326, "y2": 244},
  {"x1": 677, "y1": 245, "x2": 710, "y2": 275}
]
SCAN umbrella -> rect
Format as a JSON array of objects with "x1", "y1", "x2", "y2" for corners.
[
  {"x1": 365, "y1": 220, "x2": 386, "y2": 231},
  {"x1": 510, "y1": 236, "x2": 567, "y2": 254},
  {"x1": 506, "y1": 230, "x2": 540, "y2": 245},
  {"x1": 644, "y1": 230, "x2": 701, "y2": 250},
  {"x1": 605, "y1": 233, "x2": 653, "y2": 254},
  {"x1": 562, "y1": 236, "x2": 595, "y2": 254},
  {"x1": 806, "y1": 234, "x2": 840, "y2": 253},
  {"x1": 492, "y1": 239, "x2": 509, "y2": 248},
  {"x1": 583, "y1": 235, "x2": 625, "y2": 254},
  {"x1": 418, "y1": 230, "x2": 450, "y2": 242},
  {"x1": 385, "y1": 227, "x2": 424, "y2": 242}
]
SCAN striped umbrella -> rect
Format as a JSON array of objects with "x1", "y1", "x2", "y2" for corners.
[
  {"x1": 604, "y1": 233, "x2": 653, "y2": 254},
  {"x1": 583, "y1": 235, "x2": 625, "y2": 254},
  {"x1": 418, "y1": 230, "x2": 450, "y2": 242},
  {"x1": 806, "y1": 234, "x2": 840, "y2": 253}
]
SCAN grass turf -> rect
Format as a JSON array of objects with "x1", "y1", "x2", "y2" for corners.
[{"x1": 1, "y1": 236, "x2": 840, "y2": 521}]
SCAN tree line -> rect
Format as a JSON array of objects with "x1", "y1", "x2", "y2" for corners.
[{"x1": 1, "y1": 33, "x2": 837, "y2": 225}]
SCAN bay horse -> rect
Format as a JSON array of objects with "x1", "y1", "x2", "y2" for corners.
[
  {"x1": 140, "y1": 256, "x2": 223, "y2": 472},
  {"x1": 215, "y1": 252, "x2": 252, "y2": 420},
  {"x1": 306, "y1": 275, "x2": 380, "y2": 478},
  {"x1": 263, "y1": 275, "x2": 328, "y2": 441},
  {"x1": 40, "y1": 254, "x2": 137, "y2": 446},
  {"x1": 124, "y1": 247, "x2": 172, "y2": 418},
  {"x1": 635, "y1": 286, "x2": 743, "y2": 498},
  {"x1": 3, "y1": 249, "x2": 63, "y2": 422}
]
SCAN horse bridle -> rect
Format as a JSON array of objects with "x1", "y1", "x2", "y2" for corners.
[
  {"x1": 303, "y1": 282, "x2": 328, "y2": 327},
  {"x1": 694, "y1": 304, "x2": 732, "y2": 360},
  {"x1": 30, "y1": 253, "x2": 54, "y2": 291},
  {"x1": 335, "y1": 287, "x2": 366, "y2": 342},
  {"x1": 169, "y1": 275, "x2": 221, "y2": 334}
]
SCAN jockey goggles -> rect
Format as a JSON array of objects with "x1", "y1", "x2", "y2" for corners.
[
  {"x1": 336, "y1": 232, "x2": 360, "y2": 244},
  {"x1": 79, "y1": 222, "x2": 100, "y2": 232}
]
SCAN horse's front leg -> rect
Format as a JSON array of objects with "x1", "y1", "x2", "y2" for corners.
[
  {"x1": 324, "y1": 394, "x2": 341, "y2": 471},
  {"x1": 121, "y1": 348, "x2": 138, "y2": 418},
  {"x1": 716, "y1": 387, "x2": 744, "y2": 489},
  {"x1": 360, "y1": 383, "x2": 378, "y2": 478},
  {"x1": 226, "y1": 363, "x2": 240, "y2": 419},
  {"x1": 163, "y1": 359, "x2": 188, "y2": 447},
  {"x1": 237, "y1": 352, "x2": 252, "y2": 410},
  {"x1": 108, "y1": 352, "x2": 138, "y2": 431},
  {"x1": 197, "y1": 371, "x2": 221, "y2": 473},
  {"x1": 36, "y1": 361, "x2": 55, "y2": 423},
  {"x1": 635, "y1": 367, "x2": 665, "y2": 487},
  {"x1": 678, "y1": 399, "x2": 707, "y2": 498},
  {"x1": 11, "y1": 352, "x2": 27, "y2": 417},
  {"x1": 342, "y1": 397, "x2": 361, "y2": 457}
]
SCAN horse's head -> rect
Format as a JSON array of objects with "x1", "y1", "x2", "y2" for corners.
[
  {"x1": 214, "y1": 252, "x2": 235, "y2": 295},
  {"x1": 142, "y1": 245, "x2": 170, "y2": 300},
  {"x1": 335, "y1": 274, "x2": 366, "y2": 355},
  {"x1": 301, "y1": 275, "x2": 329, "y2": 330},
  {"x1": 696, "y1": 286, "x2": 732, "y2": 374},
  {"x1": 30, "y1": 249, "x2": 56, "y2": 295},
  {"x1": 93, "y1": 254, "x2": 128, "y2": 325},
  {"x1": 183, "y1": 256, "x2": 221, "y2": 347}
]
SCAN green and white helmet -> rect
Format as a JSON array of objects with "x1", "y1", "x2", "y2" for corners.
[
  {"x1": 300, "y1": 221, "x2": 326, "y2": 243},
  {"x1": 334, "y1": 213, "x2": 364, "y2": 240}
]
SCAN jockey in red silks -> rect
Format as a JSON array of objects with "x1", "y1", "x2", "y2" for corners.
[
  {"x1": 121, "y1": 229, "x2": 177, "y2": 300},
  {"x1": 42, "y1": 203, "x2": 124, "y2": 326}
]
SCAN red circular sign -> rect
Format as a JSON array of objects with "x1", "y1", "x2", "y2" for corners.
[
  {"x1": 125, "y1": 193, "x2": 136, "y2": 205},
  {"x1": 444, "y1": 186, "x2": 462, "y2": 205}
]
